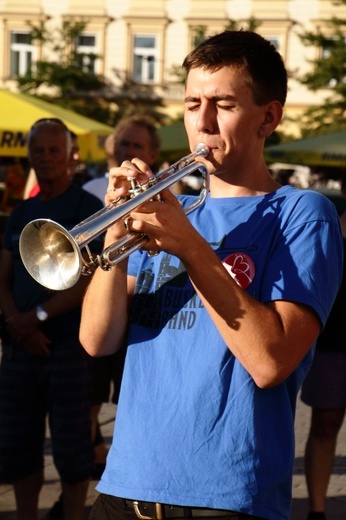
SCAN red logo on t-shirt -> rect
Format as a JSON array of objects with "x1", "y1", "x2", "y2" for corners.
[{"x1": 222, "y1": 252, "x2": 255, "y2": 289}]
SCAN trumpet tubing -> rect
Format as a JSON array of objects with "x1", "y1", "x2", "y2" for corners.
[{"x1": 19, "y1": 143, "x2": 210, "y2": 291}]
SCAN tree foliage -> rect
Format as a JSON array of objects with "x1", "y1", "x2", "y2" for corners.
[
  {"x1": 16, "y1": 19, "x2": 170, "y2": 127},
  {"x1": 16, "y1": 19, "x2": 119, "y2": 125},
  {"x1": 18, "y1": 20, "x2": 105, "y2": 94},
  {"x1": 169, "y1": 17, "x2": 261, "y2": 85},
  {"x1": 296, "y1": 0, "x2": 346, "y2": 136}
]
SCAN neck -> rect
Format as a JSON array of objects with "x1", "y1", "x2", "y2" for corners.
[
  {"x1": 209, "y1": 170, "x2": 281, "y2": 198},
  {"x1": 39, "y1": 179, "x2": 71, "y2": 201},
  {"x1": 205, "y1": 151, "x2": 282, "y2": 198}
]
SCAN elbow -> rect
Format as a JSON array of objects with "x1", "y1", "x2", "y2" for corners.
[
  {"x1": 250, "y1": 363, "x2": 293, "y2": 389},
  {"x1": 79, "y1": 327, "x2": 104, "y2": 357},
  {"x1": 79, "y1": 327, "x2": 126, "y2": 357},
  {"x1": 254, "y1": 374, "x2": 286, "y2": 389}
]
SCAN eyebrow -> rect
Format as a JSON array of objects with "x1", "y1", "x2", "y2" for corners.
[
  {"x1": 119, "y1": 139, "x2": 144, "y2": 147},
  {"x1": 184, "y1": 94, "x2": 237, "y2": 103}
]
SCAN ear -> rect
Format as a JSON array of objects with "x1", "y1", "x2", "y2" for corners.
[{"x1": 258, "y1": 101, "x2": 283, "y2": 138}]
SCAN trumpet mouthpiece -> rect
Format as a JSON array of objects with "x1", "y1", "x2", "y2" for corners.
[{"x1": 195, "y1": 143, "x2": 210, "y2": 157}]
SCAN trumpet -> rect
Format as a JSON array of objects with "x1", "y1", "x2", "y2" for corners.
[{"x1": 19, "y1": 143, "x2": 210, "y2": 291}]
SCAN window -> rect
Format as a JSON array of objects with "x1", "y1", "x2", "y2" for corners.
[
  {"x1": 192, "y1": 26, "x2": 208, "y2": 48},
  {"x1": 321, "y1": 36, "x2": 346, "y2": 59},
  {"x1": 133, "y1": 35, "x2": 158, "y2": 83},
  {"x1": 266, "y1": 36, "x2": 279, "y2": 50},
  {"x1": 10, "y1": 31, "x2": 34, "y2": 77},
  {"x1": 75, "y1": 34, "x2": 97, "y2": 73}
]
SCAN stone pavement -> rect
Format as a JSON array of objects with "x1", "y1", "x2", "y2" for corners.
[{"x1": 0, "y1": 396, "x2": 345, "y2": 520}]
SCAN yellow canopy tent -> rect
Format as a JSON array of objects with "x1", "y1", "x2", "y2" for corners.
[
  {"x1": 0, "y1": 90, "x2": 114, "y2": 162},
  {"x1": 264, "y1": 131, "x2": 346, "y2": 168}
]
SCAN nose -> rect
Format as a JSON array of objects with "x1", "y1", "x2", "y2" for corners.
[
  {"x1": 126, "y1": 143, "x2": 138, "y2": 155},
  {"x1": 196, "y1": 103, "x2": 215, "y2": 134},
  {"x1": 40, "y1": 149, "x2": 52, "y2": 160},
  {"x1": 121, "y1": 143, "x2": 141, "y2": 162}
]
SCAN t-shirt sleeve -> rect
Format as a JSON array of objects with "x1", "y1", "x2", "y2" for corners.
[{"x1": 261, "y1": 192, "x2": 343, "y2": 328}]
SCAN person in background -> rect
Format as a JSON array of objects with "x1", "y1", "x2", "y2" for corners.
[
  {"x1": 83, "y1": 113, "x2": 162, "y2": 478},
  {"x1": 79, "y1": 31, "x2": 343, "y2": 520},
  {"x1": 66, "y1": 131, "x2": 80, "y2": 179},
  {"x1": 81, "y1": 133, "x2": 116, "y2": 201},
  {"x1": 0, "y1": 118, "x2": 104, "y2": 520},
  {"x1": 0, "y1": 162, "x2": 27, "y2": 212},
  {"x1": 23, "y1": 130, "x2": 80, "y2": 199},
  {"x1": 301, "y1": 174, "x2": 346, "y2": 520},
  {"x1": 82, "y1": 132, "x2": 113, "y2": 201},
  {"x1": 83, "y1": 114, "x2": 161, "y2": 202},
  {"x1": 23, "y1": 167, "x2": 40, "y2": 199}
]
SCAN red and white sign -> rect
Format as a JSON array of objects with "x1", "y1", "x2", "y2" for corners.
[{"x1": 222, "y1": 252, "x2": 255, "y2": 289}]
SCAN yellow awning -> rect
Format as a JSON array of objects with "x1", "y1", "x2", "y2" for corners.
[
  {"x1": 0, "y1": 90, "x2": 114, "y2": 162},
  {"x1": 265, "y1": 131, "x2": 346, "y2": 168}
]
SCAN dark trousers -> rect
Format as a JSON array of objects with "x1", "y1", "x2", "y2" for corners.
[{"x1": 89, "y1": 494, "x2": 267, "y2": 520}]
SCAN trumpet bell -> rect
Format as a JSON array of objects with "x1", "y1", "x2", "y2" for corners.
[{"x1": 19, "y1": 219, "x2": 83, "y2": 291}]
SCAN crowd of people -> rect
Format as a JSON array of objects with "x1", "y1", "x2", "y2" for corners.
[
  {"x1": 0, "y1": 29, "x2": 344, "y2": 520},
  {"x1": 0, "y1": 113, "x2": 164, "y2": 520}
]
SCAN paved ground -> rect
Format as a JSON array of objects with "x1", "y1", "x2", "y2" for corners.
[{"x1": 0, "y1": 396, "x2": 345, "y2": 519}]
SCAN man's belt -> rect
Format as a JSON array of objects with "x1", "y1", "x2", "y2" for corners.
[{"x1": 125, "y1": 500, "x2": 256, "y2": 519}]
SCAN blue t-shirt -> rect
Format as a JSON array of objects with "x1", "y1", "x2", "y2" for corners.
[{"x1": 97, "y1": 185, "x2": 343, "y2": 520}]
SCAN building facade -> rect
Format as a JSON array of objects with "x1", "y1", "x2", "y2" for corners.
[{"x1": 0, "y1": 0, "x2": 345, "y2": 136}]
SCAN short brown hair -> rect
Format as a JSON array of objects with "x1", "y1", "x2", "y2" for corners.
[
  {"x1": 114, "y1": 115, "x2": 161, "y2": 151},
  {"x1": 183, "y1": 30, "x2": 287, "y2": 107}
]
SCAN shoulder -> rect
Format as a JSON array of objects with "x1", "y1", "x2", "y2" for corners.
[
  {"x1": 82, "y1": 176, "x2": 108, "y2": 203},
  {"x1": 6, "y1": 197, "x2": 34, "y2": 221},
  {"x1": 276, "y1": 185, "x2": 340, "y2": 223},
  {"x1": 68, "y1": 183, "x2": 104, "y2": 209},
  {"x1": 83, "y1": 176, "x2": 108, "y2": 189}
]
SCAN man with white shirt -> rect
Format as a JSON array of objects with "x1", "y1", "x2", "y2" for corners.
[{"x1": 83, "y1": 115, "x2": 160, "y2": 202}]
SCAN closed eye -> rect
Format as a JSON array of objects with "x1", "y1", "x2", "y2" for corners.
[
  {"x1": 217, "y1": 103, "x2": 236, "y2": 110},
  {"x1": 185, "y1": 103, "x2": 200, "y2": 111}
]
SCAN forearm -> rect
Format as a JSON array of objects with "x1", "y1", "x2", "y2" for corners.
[
  {"x1": 0, "y1": 284, "x2": 19, "y2": 319},
  {"x1": 181, "y1": 236, "x2": 320, "y2": 388},
  {"x1": 80, "y1": 259, "x2": 130, "y2": 357}
]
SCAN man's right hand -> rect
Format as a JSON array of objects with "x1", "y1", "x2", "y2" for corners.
[
  {"x1": 5, "y1": 310, "x2": 52, "y2": 357},
  {"x1": 21, "y1": 329, "x2": 52, "y2": 357}
]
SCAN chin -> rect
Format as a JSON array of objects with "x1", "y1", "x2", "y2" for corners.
[{"x1": 200, "y1": 158, "x2": 217, "y2": 175}]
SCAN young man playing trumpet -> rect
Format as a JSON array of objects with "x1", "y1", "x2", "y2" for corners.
[{"x1": 80, "y1": 31, "x2": 343, "y2": 520}]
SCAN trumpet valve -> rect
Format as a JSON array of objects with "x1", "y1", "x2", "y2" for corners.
[{"x1": 127, "y1": 176, "x2": 157, "y2": 199}]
